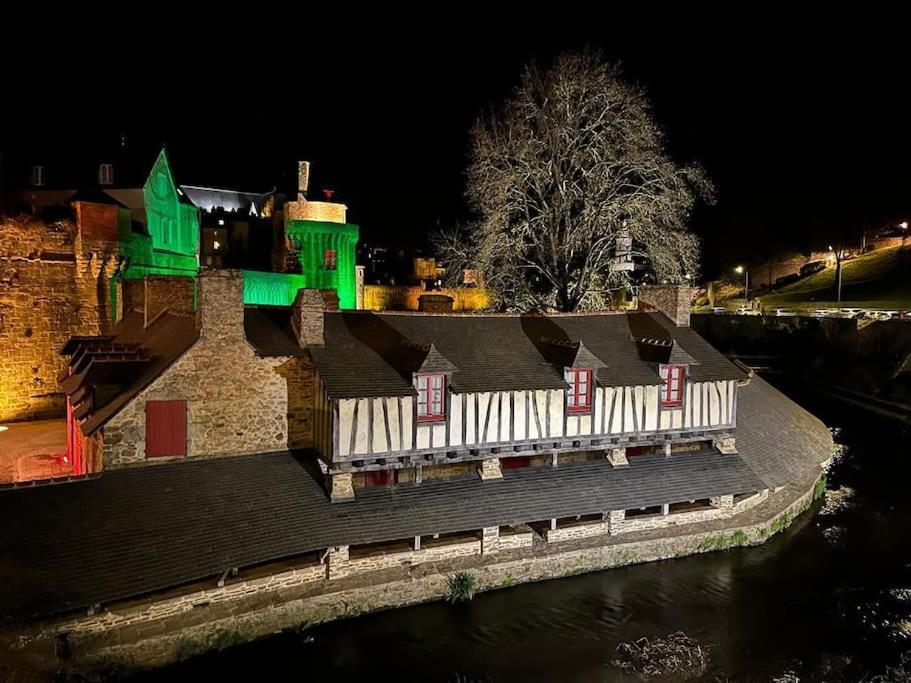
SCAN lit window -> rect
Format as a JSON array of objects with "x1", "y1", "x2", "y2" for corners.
[
  {"x1": 324, "y1": 249, "x2": 337, "y2": 270},
  {"x1": 660, "y1": 365, "x2": 685, "y2": 408},
  {"x1": 98, "y1": 163, "x2": 114, "y2": 185},
  {"x1": 565, "y1": 368, "x2": 592, "y2": 413},
  {"x1": 415, "y1": 373, "x2": 445, "y2": 421}
]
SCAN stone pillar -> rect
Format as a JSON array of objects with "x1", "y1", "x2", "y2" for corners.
[
  {"x1": 710, "y1": 494, "x2": 735, "y2": 511},
  {"x1": 291, "y1": 288, "x2": 326, "y2": 347},
  {"x1": 329, "y1": 472, "x2": 355, "y2": 502},
  {"x1": 477, "y1": 457, "x2": 503, "y2": 480},
  {"x1": 298, "y1": 161, "x2": 310, "y2": 200},
  {"x1": 551, "y1": 452, "x2": 559, "y2": 468},
  {"x1": 664, "y1": 442, "x2": 672, "y2": 457},
  {"x1": 607, "y1": 447, "x2": 628, "y2": 467},
  {"x1": 661, "y1": 503, "x2": 670, "y2": 516},
  {"x1": 481, "y1": 526, "x2": 500, "y2": 555},
  {"x1": 607, "y1": 510, "x2": 625, "y2": 534},
  {"x1": 638, "y1": 284, "x2": 693, "y2": 327},
  {"x1": 325, "y1": 545, "x2": 349, "y2": 579},
  {"x1": 355, "y1": 265, "x2": 365, "y2": 310},
  {"x1": 413, "y1": 535, "x2": 421, "y2": 551},
  {"x1": 713, "y1": 435, "x2": 737, "y2": 454}
]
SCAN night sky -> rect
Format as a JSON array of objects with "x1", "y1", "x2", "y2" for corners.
[{"x1": 3, "y1": 24, "x2": 910, "y2": 279}]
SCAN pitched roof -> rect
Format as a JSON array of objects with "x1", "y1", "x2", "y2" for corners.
[
  {"x1": 733, "y1": 376, "x2": 834, "y2": 487},
  {"x1": 60, "y1": 312, "x2": 199, "y2": 435},
  {"x1": 179, "y1": 185, "x2": 272, "y2": 216},
  {"x1": 290, "y1": 311, "x2": 748, "y2": 399},
  {"x1": 0, "y1": 449, "x2": 762, "y2": 620}
]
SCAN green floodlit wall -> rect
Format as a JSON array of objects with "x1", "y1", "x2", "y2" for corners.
[
  {"x1": 286, "y1": 220, "x2": 359, "y2": 309},
  {"x1": 110, "y1": 150, "x2": 200, "y2": 321},
  {"x1": 242, "y1": 270, "x2": 310, "y2": 306},
  {"x1": 109, "y1": 149, "x2": 359, "y2": 314}
]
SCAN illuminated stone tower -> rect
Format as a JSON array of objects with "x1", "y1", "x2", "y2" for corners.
[{"x1": 283, "y1": 161, "x2": 359, "y2": 309}]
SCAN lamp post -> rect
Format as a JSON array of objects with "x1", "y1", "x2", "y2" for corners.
[
  {"x1": 829, "y1": 244, "x2": 843, "y2": 306},
  {"x1": 735, "y1": 265, "x2": 749, "y2": 302},
  {"x1": 901, "y1": 221, "x2": 908, "y2": 247}
]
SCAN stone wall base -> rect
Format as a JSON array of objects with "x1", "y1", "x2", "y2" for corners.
[{"x1": 2, "y1": 471, "x2": 825, "y2": 675}]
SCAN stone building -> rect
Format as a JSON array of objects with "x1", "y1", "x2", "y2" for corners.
[
  {"x1": 0, "y1": 278, "x2": 833, "y2": 668},
  {"x1": 0, "y1": 152, "x2": 359, "y2": 425}
]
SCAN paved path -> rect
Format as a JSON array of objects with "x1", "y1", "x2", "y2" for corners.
[{"x1": 0, "y1": 419, "x2": 68, "y2": 484}]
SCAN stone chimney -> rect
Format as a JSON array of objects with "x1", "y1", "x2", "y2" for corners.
[
  {"x1": 144, "y1": 275, "x2": 195, "y2": 327},
  {"x1": 196, "y1": 269, "x2": 246, "y2": 342},
  {"x1": 638, "y1": 284, "x2": 693, "y2": 327},
  {"x1": 298, "y1": 161, "x2": 310, "y2": 201},
  {"x1": 291, "y1": 288, "x2": 327, "y2": 347}
]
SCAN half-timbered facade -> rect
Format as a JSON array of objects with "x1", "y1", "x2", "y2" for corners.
[{"x1": 292, "y1": 308, "x2": 749, "y2": 499}]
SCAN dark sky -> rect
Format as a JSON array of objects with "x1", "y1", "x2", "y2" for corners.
[{"x1": 3, "y1": 22, "x2": 910, "y2": 279}]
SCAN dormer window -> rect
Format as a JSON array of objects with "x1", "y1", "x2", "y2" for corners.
[
  {"x1": 98, "y1": 163, "x2": 114, "y2": 185},
  {"x1": 660, "y1": 364, "x2": 685, "y2": 408},
  {"x1": 324, "y1": 249, "x2": 337, "y2": 271},
  {"x1": 415, "y1": 373, "x2": 446, "y2": 421},
  {"x1": 565, "y1": 368, "x2": 592, "y2": 413}
]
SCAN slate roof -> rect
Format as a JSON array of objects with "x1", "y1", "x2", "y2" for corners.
[
  {"x1": 179, "y1": 185, "x2": 272, "y2": 216},
  {"x1": 243, "y1": 306, "x2": 305, "y2": 357},
  {"x1": 0, "y1": 451, "x2": 761, "y2": 620},
  {"x1": 292, "y1": 310, "x2": 748, "y2": 399},
  {"x1": 733, "y1": 376, "x2": 834, "y2": 487},
  {"x1": 0, "y1": 378, "x2": 829, "y2": 621}
]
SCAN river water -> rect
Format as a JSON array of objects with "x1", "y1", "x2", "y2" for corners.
[{"x1": 141, "y1": 381, "x2": 911, "y2": 681}]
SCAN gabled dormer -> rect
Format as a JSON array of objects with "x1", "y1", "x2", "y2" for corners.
[
  {"x1": 397, "y1": 341, "x2": 459, "y2": 423},
  {"x1": 539, "y1": 337, "x2": 607, "y2": 416}
]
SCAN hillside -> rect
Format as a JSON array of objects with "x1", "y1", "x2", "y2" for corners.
[{"x1": 758, "y1": 245, "x2": 911, "y2": 309}]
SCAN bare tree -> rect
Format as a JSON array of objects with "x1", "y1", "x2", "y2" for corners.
[{"x1": 441, "y1": 51, "x2": 712, "y2": 312}]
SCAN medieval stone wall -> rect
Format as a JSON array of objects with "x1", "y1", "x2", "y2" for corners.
[
  {"x1": 103, "y1": 271, "x2": 289, "y2": 466},
  {"x1": 362, "y1": 284, "x2": 492, "y2": 312},
  {"x1": 0, "y1": 215, "x2": 119, "y2": 422}
]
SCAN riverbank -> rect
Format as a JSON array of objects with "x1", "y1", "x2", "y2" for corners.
[{"x1": 3, "y1": 467, "x2": 825, "y2": 677}]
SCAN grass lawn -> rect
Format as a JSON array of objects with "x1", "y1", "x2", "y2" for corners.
[{"x1": 758, "y1": 245, "x2": 911, "y2": 309}]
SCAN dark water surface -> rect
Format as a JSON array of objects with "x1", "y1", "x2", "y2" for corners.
[{"x1": 141, "y1": 382, "x2": 911, "y2": 681}]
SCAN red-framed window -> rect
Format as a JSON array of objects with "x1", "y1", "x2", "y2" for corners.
[
  {"x1": 324, "y1": 249, "x2": 337, "y2": 270},
  {"x1": 660, "y1": 365, "x2": 685, "y2": 408},
  {"x1": 415, "y1": 373, "x2": 446, "y2": 421},
  {"x1": 565, "y1": 368, "x2": 592, "y2": 413},
  {"x1": 145, "y1": 400, "x2": 187, "y2": 458}
]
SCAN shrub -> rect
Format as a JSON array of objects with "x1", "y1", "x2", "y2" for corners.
[{"x1": 446, "y1": 572, "x2": 477, "y2": 603}]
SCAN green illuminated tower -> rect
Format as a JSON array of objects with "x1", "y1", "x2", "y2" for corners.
[{"x1": 283, "y1": 161, "x2": 359, "y2": 309}]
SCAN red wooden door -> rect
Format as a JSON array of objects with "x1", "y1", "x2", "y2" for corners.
[{"x1": 145, "y1": 400, "x2": 187, "y2": 458}]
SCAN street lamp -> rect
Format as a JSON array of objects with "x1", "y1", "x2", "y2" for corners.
[{"x1": 735, "y1": 265, "x2": 749, "y2": 302}]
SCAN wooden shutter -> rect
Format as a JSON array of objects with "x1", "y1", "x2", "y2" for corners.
[{"x1": 146, "y1": 400, "x2": 187, "y2": 458}]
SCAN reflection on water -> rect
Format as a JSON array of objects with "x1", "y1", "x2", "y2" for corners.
[{"x1": 140, "y1": 381, "x2": 911, "y2": 682}]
